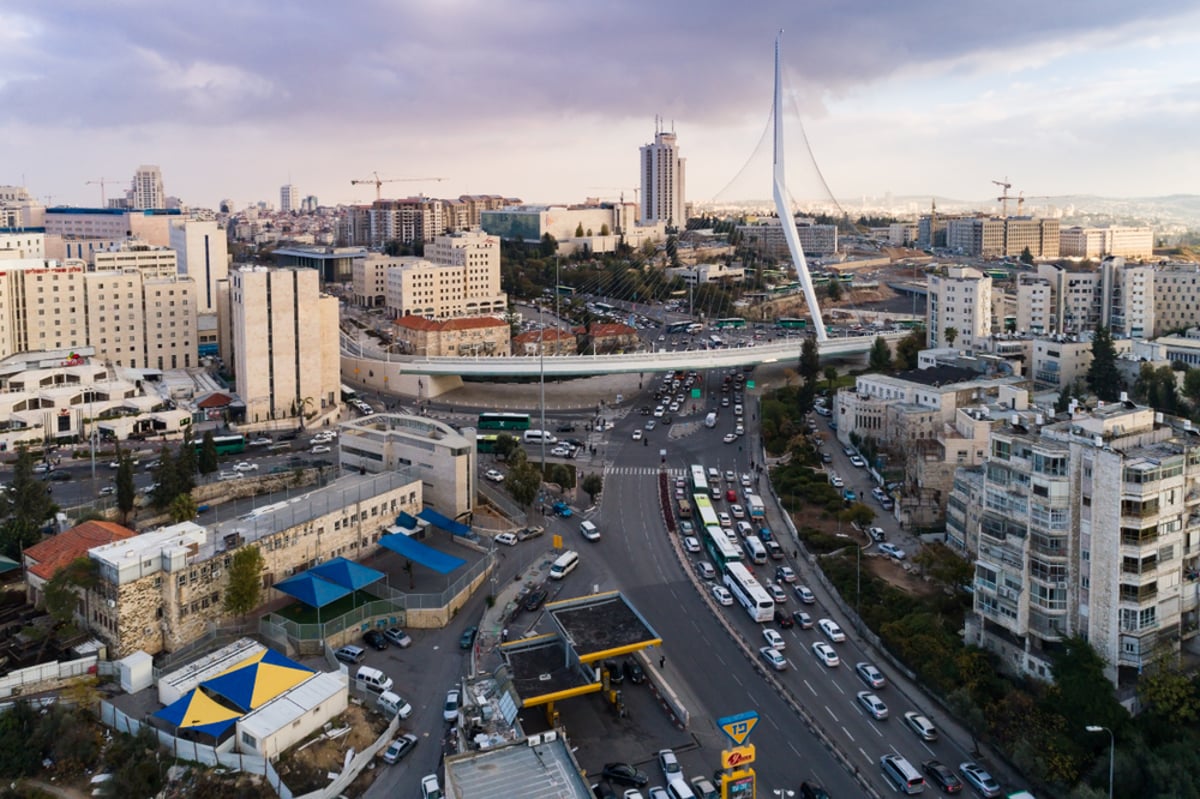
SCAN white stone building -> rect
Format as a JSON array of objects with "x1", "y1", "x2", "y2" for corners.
[{"x1": 927, "y1": 266, "x2": 993, "y2": 348}]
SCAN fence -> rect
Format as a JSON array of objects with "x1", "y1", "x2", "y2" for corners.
[
  {"x1": 0, "y1": 655, "x2": 98, "y2": 698},
  {"x1": 294, "y1": 712, "x2": 399, "y2": 799}
]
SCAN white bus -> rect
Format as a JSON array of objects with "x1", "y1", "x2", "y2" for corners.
[
  {"x1": 689, "y1": 464, "x2": 708, "y2": 495},
  {"x1": 724, "y1": 562, "x2": 775, "y2": 622}
]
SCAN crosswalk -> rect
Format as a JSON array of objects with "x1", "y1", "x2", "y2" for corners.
[{"x1": 603, "y1": 466, "x2": 688, "y2": 478}]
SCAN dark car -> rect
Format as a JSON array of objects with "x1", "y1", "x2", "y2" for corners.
[
  {"x1": 46, "y1": 470, "x2": 73, "y2": 482},
  {"x1": 459, "y1": 626, "x2": 478, "y2": 649},
  {"x1": 922, "y1": 760, "x2": 963, "y2": 794},
  {"x1": 624, "y1": 658, "x2": 646, "y2": 684},
  {"x1": 799, "y1": 782, "x2": 831, "y2": 799},
  {"x1": 524, "y1": 589, "x2": 548, "y2": 612},
  {"x1": 604, "y1": 660, "x2": 624, "y2": 684},
  {"x1": 363, "y1": 630, "x2": 388, "y2": 650},
  {"x1": 555, "y1": 423, "x2": 576, "y2": 432},
  {"x1": 774, "y1": 608, "x2": 795, "y2": 629},
  {"x1": 592, "y1": 783, "x2": 618, "y2": 799},
  {"x1": 600, "y1": 763, "x2": 648, "y2": 787}
]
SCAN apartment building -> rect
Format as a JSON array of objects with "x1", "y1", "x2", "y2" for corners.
[
  {"x1": 92, "y1": 242, "x2": 178, "y2": 278},
  {"x1": 339, "y1": 414, "x2": 476, "y2": 518},
  {"x1": 392, "y1": 315, "x2": 510, "y2": 357},
  {"x1": 381, "y1": 231, "x2": 507, "y2": 320},
  {"x1": 0, "y1": 230, "x2": 45, "y2": 259},
  {"x1": 81, "y1": 471, "x2": 422, "y2": 656},
  {"x1": 1060, "y1": 226, "x2": 1154, "y2": 260},
  {"x1": 131, "y1": 165, "x2": 165, "y2": 210},
  {"x1": 1151, "y1": 263, "x2": 1200, "y2": 336},
  {"x1": 927, "y1": 266, "x2": 993, "y2": 347},
  {"x1": 640, "y1": 123, "x2": 687, "y2": 227},
  {"x1": 351, "y1": 254, "x2": 391, "y2": 307},
  {"x1": 957, "y1": 403, "x2": 1200, "y2": 687},
  {"x1": 280, "y1": 184, "x2": 299, "y2": 214},
  {"x1": 228, "y1": 266, "x2": 340, "y2": 423}
]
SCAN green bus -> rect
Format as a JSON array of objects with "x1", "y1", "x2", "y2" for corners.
[
  {"x1": 714, "y1": 318, "x2": 747, "y2": 330},
  {"x1": 476, "y1": 434, "x2": 500, "y2": 453},
  {"x1": 196, "y1": 434, "x2": 246, "y2": 456},
  {"x1": 477, "y1": 412, "x2": 531, "y2": 431},
  {"x1": 776, "y1": 318, "x2": 808, "y2": 330}
]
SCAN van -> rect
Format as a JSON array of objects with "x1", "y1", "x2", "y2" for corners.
[
  {"x1": 355, "y1": 665, "x2": 394, "y2": 694},
  {"x1": 666, "y1": 779, "x2": 697, "y2": 799},
  {"x1": 879, "y1": 754, "x2": 924, "y2": 794},
  {"x1": 579, "y1": 520, "x2": 600, "y2": 541},
  {"x1": 705, "y1": 412, "x2": 718, "y2": 428},
  {"x1": 523, "y1": 429, "x2": 558, "y2": 445},
  {"x1": 743, "y1": 537, "x2": 767, "y2": 565},
  {"x1": 377, "y1": 690, "x2": 413, "y2": 720},
  {"x1": 549, "y1": 550, "x2": 579, "y2": 580}
]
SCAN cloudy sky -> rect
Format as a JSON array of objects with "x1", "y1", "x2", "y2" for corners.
[{"x1": 2, "y1": 1, "x2": 1198, "y2": 212}]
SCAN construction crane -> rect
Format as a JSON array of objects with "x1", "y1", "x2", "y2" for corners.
[
  {"x1": 350, "y1": 172, "x2": 447, "y2": 201},
  {"x1": 992, "y1": 177, "x2": 1013, "y2": 218},
  {"x1": 86, "y1": 177, "x2": 121, "y2": 206},
  {"x1": 1017, "y1": 194, "x2": 1053, "y2": 216},
  {"x1": 586, "y1": 186, "x2": 640, "y2": 205}
]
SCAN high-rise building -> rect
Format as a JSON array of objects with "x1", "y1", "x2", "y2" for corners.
[
  {"x1": 131, "y1": 165, "x2": 165, "y2": 210},
  {"x1": 280, "y1": 184, "x2": 299, "y2": 213},
  {"x1": 228, "y1": 266, "x2": 340, "y2": 423},
  {"x1": 927, "y1": 266, "x2": 993, "y2": 347},
  {"x1": 639, "y1": 120, "x2": 686, "y2": 227},
  {"x1": 169, "y1": 219, "x2": 230, "y2": 313}
]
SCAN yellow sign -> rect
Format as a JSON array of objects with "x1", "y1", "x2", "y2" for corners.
[
  {"x1": 553, "y1": 534, "x2": 563, "y2": 549},
  {"x1": 718, "y1": 711, "x2": 759, "y2": 746},
  {"x1": 720, "y1": 744, "x2": 756, "y2": 770}
]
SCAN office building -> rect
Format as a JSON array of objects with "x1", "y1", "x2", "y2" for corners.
[
  {"x1": 280, "y1": 184, "x2": 299, "y2": 213},
  {"x1": 131, "y1": 165, "x2": 165, "y2": 210},
  {"x1": 927, "y1": 266, "x2": 993, "y2": 347},
  {"x1": 380, "y1": 230, "x2": 506, "y2": 319},
  {"x1": 665, "y1": 263, "x2": 746, "y2": 285},
  {"x1": 169, "y1": 219, "x2": 230, "y2": 313},
  {"x1": 44, "y1": 207, "x2": 179, "y2": 248},
  {"x1": 945, "y1": 217, "x2": 1060, "y2": 259},
  {"x1": 735, "y1": 219, "x2": 839, "y2": 259},
  {"x1": 1060, "y1": 226, "x2": 1154, "y2": 260},
  {"x1": 271, "y1": 245, "x2": 366, "y2": 283},
  {"x1": 228, "y1": 266, "x2": 340, "y2": 423},
  {"x1": 92, "y1": 242, "x2": 178, "y2": 278},
  {"x1": 639, "y1": 120, "x2": 687, "y2": 227}
]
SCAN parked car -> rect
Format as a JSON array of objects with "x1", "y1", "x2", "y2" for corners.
[
  {"x1": 383, "y1": 627, "x2": 412, "y2": 648},
  {"x1": 311, "y1": 444, "x2": 332, "y2": 454},
  {"x1": 362, "y1": 629, "x2": 388, "y2": 650},
  {"x1": 443, "y1": 688, "x2": 461, "y2": 722},
  {"x1": 495, "y1": 532, "x2": 518, "y2": 546},
  {"x1": 382, "y1": 733, "x2": 418, "y2": 764},
  {"x1": 878, "y1": 542, "x2": 907, "y2": 560},
  {"x1": 524, "y1": 589, "x2": 548, "y2": 612},
  {"x1": 333, "y1": 645, "x2": 365, "y2": 664},
  {"x1": 420, "y1": 774, "x2": 443, "y2": 799},
  {"x1": 601, "y1": 763, "x2": 649, "y2": 787},
  {"x1": 459, "y1": 626, "x2": 478, "y2": 649}
]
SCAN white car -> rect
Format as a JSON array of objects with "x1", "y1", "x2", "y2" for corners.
[
  {"x1": 811, "y1": 641, "x2": 840, "y2": 668},
  {"x1": 717, "y1": 512, "x2": 732, "y2": 527},
  {"x1": 829, "y1": 474, "x2": 845, "y2": 488},
  {"x1": 776, "y1": 566, "x2": 796, "y2": 583},
  {"x1": 730, "y1": 504, "x2": 745, "y2": 519},
  {"x1": 711, "y1": 585, "x2": 733, "y2": 606},
  {"x1": 658, "y1": 748, "x2": 683, "y2": 780},
  {"x1": 644, "y1": 420, "x2": 657, "y2": 431},
  {"x1": 654, "y1": 406, "x2": 665, "y2": 417},
  {"x1": 763, "y1": 628, "x2": 785, "y2": 650},
  {"x1": 849, "y1": 455, "x2": 867, "y2": 468},
  {"x1": 421, "y1": 774, "x2": 443, "y2": 799},
  {"x1": 794, "y1": 585, "x2": 816, "y2": 604},
  {"x1": 734, "y1": 424, "x2": 745, "y2": 436},
  {"x1": 249, "y1": 437, "x2": 272, "y2": 446},
  {"x1": 759, "y1": 646, "x2": 788, "y2": 671},
  {"x1": 632, "y1": 429, "x2": 644, "y2": 440},
  {"x1": 495, "y1": 532, "x2": 518, "y2": 547},
  {"x1": 740, "y1": 473, "x2": 752, "y2": 486},
  {"x1": 443, "y1": 688, "x2": 461, "y2": 723},
  {"x1": 311, "y1": 444, "x2": 332, "y2": 454},
  {"x1": 216, "y1": 471, "x2": 242, "y2": 481},
  {"x1": 818, "y1": 618, "x2": 846, "y2": 642},
  {"x1": 683, "y1": 536, "x2": 701, "y2": 553},
  {"x1": 724, "y1": 470, "x2": 735, "y2": 483},
  {"x1": 878, "y1": 543, "x2": 907, "y2": 560},
  {"x1": 856, "y1": 691, "x2": 888, "y2": 720},
  {"x1": 485, "y1": 468, "x2": 505, "y2": 483},
  {"x1": 768, "y1": 582, "x2": 787, "y2": 603},
  {"x1": 723, "y1": 433, "x2": 737, "y2": 444},
  {"x1": 232, "y1": 461, "x2": 258, "y2": 472}
]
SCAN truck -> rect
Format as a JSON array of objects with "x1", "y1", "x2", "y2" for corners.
[{"x1": 747, "y1": 495, "x2": 765, "y2": 519}]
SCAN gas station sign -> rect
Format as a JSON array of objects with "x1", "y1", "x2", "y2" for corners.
[{"x1": 720, "y1": 744, "x2": 755, "y2": 769}]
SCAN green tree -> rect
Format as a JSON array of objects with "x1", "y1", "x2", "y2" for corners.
[
  {"x1": 581, "y1": 473, "x2": 603, "y2": 503},
  {"x1": 505, "y1": 449, "x2": 542, "y2": 508},
  {"x1": 823, "y1": 366, "x2": 839, "y2": 394},
  {"x1": 0, "y1": 700, "x2": 43, "y2": 776},
  {"x1": 115, "y1": 450, "x2": 136, "y2": 524},
  {"x1": 826, "y1": 277, "x2": 842, "y2": 301},
  {"x1": 797, "y1": 336, "x2": 820, "y2": 416},
  {"x1": 493, "y1": 433, "x2": 519, "y2": 461},
  {"x1": 1138, "y1": 656, "x2": 1200, "y2": 727},
  {"x1": 198, "y1": 430, "x2": 219, "y2": 475},
  {"x1": 948, "y1": 686, "x2": 988, "y2": 756},
  {"x1": 43, "y1": 556, "x2": 100, "y2": 631},
  {"x1": 599, "y1": 223, "x2": 610, "y2": 236},
  {"x1": 176, "y1": 426, "x2": 198, "y2": 487},
  {"x1": 1054, "y1": 384, "x2": 1074, "y2": 414},
  {"x1": 150, "y1": 445, "x2": 181, "y2": 510},
  {"x1": 1185, "y1": 367, "x2": 1200, "y2": 406},
  {"x1": 1020, "y1": 246, "x2": 1035, "y2": 265},
  {"x1": 1086, "y1": 326, "x2": 1123, "y2": 402},
  {"x1": 223, "y1": 546, "x2": 265, "y2": 619},
  {"x1": 944, "y1": 326, "x2": 958, "y2": 347},
  {"x1": 574, "y1": 222, "x2": 584, "y2": 238},
  {"x1": 839, "y1": 503, "x2": 875, "y2": 528},
  {"x1": 539, "y1": 232, "x2": 558, "y2": 258},
  {"x1": 912, "y1": 543, "x2": 974, "y2": 593},
  {"x1": 1048, "y1": 635, "x2": 1128, "y2": 737},
  {"x1": 168, "y1": 493, "x2": 198, "y2": 523},
  {"x1": 868, "y1": 336, "x2": 893, "y2": 372},
  {"x1": 1, "y1": 448, "x2": 58, "y2": 559},
  {"x1": 894, "y1": 326, "x2": 925, "y2": 371}
]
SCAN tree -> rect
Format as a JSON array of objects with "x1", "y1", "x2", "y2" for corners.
[
  {"x1": 1086, "y1": 326, "x2": 1124, "y2": 402},
  {"x1": 948, "y1": 687, "x2": 987, "y2": 756},
  {"x1": 1138, "y1": 656, "x2": 1200, "y2": 727},
  {"x1": 505, "y1": 449, "x2": 542, "y2": 508},
  {"x1": 493, "y1": 433, "x2": 519, "y2": 461},
  {"x1": 823, "y1": 366, "x2": 839, "y2": 394},
  {"x1": 581, "y1": 473, "x2": 603, "y2": 503},
  {"x1": 1049, "y1": 635, "x2": 1128, "y2": 736},
  {"x1": 912, "y1": 543, "x2": 974, "y2": 593},
  {"x1": 223, "y1": 546, "x2": 265, "y2": 620},
  {"x1": 43, "y1": 556, "x2": 100, "y2": 631},
  {"x1": 1, "y1": 448, "x2": 58, "y2": 559},
  {"x1": 115, "y1": 450, "x2": 136, "y2": 524},
  {"x1": 826, "y1": 277, "x2": 842, "y2": 301},
  {"x1": 600, "y1": 223, "x2": 610, "y2": 236},
  {"x1": 539, "y1": 232, "x2": 558, "y2": 258},
  {"x1": 868, "y1": 336, "x2": 893, "y2": 372},
  {"x1": 176, "y1": 426, "x2": 198, "y2": 487},
  {"x1": 1185, "y1": 368, "x2": 1200, "y2": 406},
  {"x1": 150, "y1": 445, "x2": 181, "y2": 510},
  {"x1": 168, "y1": 493, "x2": 198, "y2": 523},
  {"x1": 198, "y1": 430, "x2": 219, "y2": 474},
  {"x1": 798, "y1": 335, "x2": 820, "y2": 385},
  {"x1": 1054, "y1": 384, "x2": 1074, "y2": 415},
  {"x1": 1020, "y1": 246, "x2": 1035, "y2": 265},
  {"x1": 574, "y1": 222, "x2": 585, "y2": 238},
  {"x1": 839, "y1": 503, "x2": 875, "y2": 528},
  {"x1": 944, "y1": 326, "x2": 958, "y2": 347},
  {"x1": 894, "y1": 326, "x2": 925, "y2": 371}
]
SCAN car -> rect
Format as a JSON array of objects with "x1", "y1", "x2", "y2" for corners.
[
  {"x1": 794, "y1": 584, "x2": 816, "y2": 604},
  {"x1": 759, "y1": 646, "x2": 788, "y2": 671},
  {"x1": 867, "y1": 526, "x2": 887, "y2": 542},
  {"x1": 811, "y1": 641, "x2": 839, "y2": 668},
  {"x1": 141, "y1": 482, "x2": 160, "y2": 494},
  {"x1": 721, "y1": 397, "x2": 730, "y2": 407},
  {"x1": 818, "y1": 618, "x2": 846, "y2": 642},
  {"x1": 849, "y1": 455, "x2": 867, "y2": 467},
  {"x1": 459, "y1": 626, "x2": 478, "y2": 649},
  {"x1": 717, "y1": 511, "x2": 732, "y2": 527},
  {"x1": 443, "y1": 688, "x2": 461, "y2": 722},
  {"x1": 592, "y1": 783, "x2": 619, "y2": 799},
  {"x1": 773, "y1": 608, "x2": 794, "y2": 628},
  {"x1": 763, "y1": 628, "x2": 786, "y2": 650},
  {"x1": 494, "y1": 532, "x2": 520, "y2": 548},
  {"x1": 904, "y1": 711, "x2": 939, "y2": 742},
  {"x1": 730, "y1": 504, "x2": 745, "y2": 519},
  {"x1": 767, "y1": 582, "x2": 787, "y2": 603},
  {"x1": 644, "y1": 420, "x2": 657, "y2": 431},
  {"x1": 524, "y1": 589, "x2": 549, "y2": 612},
  {"x1": 632, "y1": 429, "x2": 644, "y2": 440},
  {"x1": 551, "y1": 445, "x2": 572, "y2": 457},
  {"x1": 958, "y1": 762, "x2": 1001, "y2": 797},
  {"x1": 98, "y1": 485, "x2": 116, "y2": 496},
  {"x1": 855, "y1": 661, "x2": 887, "y2": 689},
  {"x1": 922, "y1": 760, "x2": 963, "y2": 793},
  {"x1": 843, "y1": 445, "x2": 855, "y2": 456},
  {"x1": 736, "y1": 521, "x2": 754, "y2": 538},
  {"x1": 725, "y1": 488, "x2": 738, "y2": 502},
  {"x1": 311, "y1": 444, "x2": 331, "y2": 454},
  {"x1": 829, "y1": 474, "x2": 844, "y2": 488},
  {"x1": 741, "y1": 473, "x2": 752, "y2": 486},
  {"x1": 724, "y1": 470, "x2": 735, "y2": 483},
  {"x1": 420, "y1": 774, "x2": 443, "y2": 799},
  {"x1": 333, "y1": 645, "x2": 365, "y2": 664},
  {"x1": 602, "y1": 763, "x2": 649, "y2": 787},
  {"x1": 856, "y1": 691, "x2": 888, "y2": 720},
  {"x1": 821, "y1": 452, "x2": 833, "y2": 463},
  {"x1": 723, "y1": 433, "x2": 737, "y2": 444},
  {"x1": 624, "y1": 658, "x2": 646, "y2": 684},
  {"x1": 625, "y1": 790, "x2": 648, "y2": 799},
  {"x1": 232, "y1": 461, "x2": 258, "y2": 472},
  {"x1": 842, "y1": 488, "x2": 857, "y2": 502},
  {"x1": 657, "y1": 748, "x2": 683, "y2": 780},
  {"x1": 690, "y1": 776, "x2": 720, "y2": 799},
  {"x1": 799, "y1": 782, "x2": 832, "y2": 799},
  {"x1": 734, "y1": 424, "x2": 745, "y2": 436},
  {"x1": 711, "y1": 585, "x2": 733, "y2": 606},
  {"x1": 363, "y1": 630, "x2": 388, "y2": 650},
  {"x1": 44, "y1": 470, "x2": 72, "y2": 482},
  {"x1": 765, "y1": 540, "x2": 784, "y2": 560},
  {"x1": 793, "y1": 610, "x2": 814, "y2": 629},
  {"x1": 679, "y1": 520, "x2": 694, "y2": 534},
  {"x1": 381, "y1": 733, "x2": 418, "y2": 764},
  {"x1": 485, "y1": 468, "x2": 505, "y2": 482},
  {"x1": 682, "y1": 536, "x2": 701, "y2": 553},
  {"x1": 383, "y1": 627, "x2": 412, "y2": 647},
  {"x1": 653, "y1": 406, "x2": 665, "y2": 417},
  {"x1": 774, "y1": 565, "x2": 796, "y2": 584},
  {"x1": 878, "y1": 542, "x2": 907, "y2": 560},
  {"x1": 144, "y1": 459, "x2": 162, "y2": 470},
  {"x1": 249, "y1": 437, "x2": 273, "y2": 446},
  {"x1": 696, "y1": 561, "x2": 716, "y2": 580},
  {"x1": 552, "y1": 500, "x2": 573, "y2": 517}
]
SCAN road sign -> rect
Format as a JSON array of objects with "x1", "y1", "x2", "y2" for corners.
[
  {"x1": 717, "y1": 710, "x2": 759, "y2": 746},
  {"x1": 691, "y1": 388, "x2": 701, "y2": 398},
  {"x1": 746, "y1": 380, "x2": 755, "y2": 389}
]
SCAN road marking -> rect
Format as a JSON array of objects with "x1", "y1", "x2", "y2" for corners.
[
  {"x1": 872, "y1": 722, "x2": 884, "y2": 738},
  {"x1": 765, "y1": 714, "x2": 781, "y2": 732},
  {"x1": 922, "y1": 741, "x2": 936, "y2": 756},
  {"x1": 841, "y1": 725, "x2": 855, "y2": 742},
  {"x1": 825, "y1": 705, "x2": 839, "y2": 722},
  {"x1": 731, "y1": 673, "x2": 743, "y2": 687},
  {"x1": 831, "y1": 679, "x2": 845, "y2": 694},
  {"x1": 860, "y1": 747, "x2": 872, "y2": 764},
  {"x1": 789, "y1": 741, "x2": 802, "y2": 757},
  {"x1": 715, "y1": 653, "x2": 727, "y2": 667},
  {"x1": 802, "y1": 679, "x2": 817, "y2": 696}
]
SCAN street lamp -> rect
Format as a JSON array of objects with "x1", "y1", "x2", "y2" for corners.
[
  {"x1": 772, "y1": 791, "x2": 795, "y2": 799},
  {"x1": 1085, "y1": 725, "x2": 1114, "y2": 799}
]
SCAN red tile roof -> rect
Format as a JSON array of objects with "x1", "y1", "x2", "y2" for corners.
[
  {"x1": 395, "y1": 315, "x2": 505, "y2": 332},
  {"x1": 23, "y1": 521, "x2": 136, "y2": 580},
  {"x1": 197, "y1": 392, "x2": 234, "y2": 409},
  {"x1": 513, "y1": 329, "x2": 573, "y2": 345},
  {"x1": 589, "y1": 322, "x2": 637, "y2": 338}
]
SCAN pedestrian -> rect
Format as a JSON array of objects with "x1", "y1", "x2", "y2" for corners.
[
  {"x1": 793, "y1": 549, "x2": 799, "y2": 560},
  {"x1": 659, "y1": 655, "x2": 665, "y2": 669}
]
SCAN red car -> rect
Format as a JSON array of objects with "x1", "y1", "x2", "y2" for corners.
[{"x1": 726, "y1": 489, "x2": 737, "y2": 502}]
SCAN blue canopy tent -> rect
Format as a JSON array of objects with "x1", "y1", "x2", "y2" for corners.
[
  {"x1": 273, "y1": 571, "x2": 354, "y2": 625},
  {"x1": 153, "y1": 687, "x2": 241, "y2": 740},
  {"x1": 417, "y1": 507, "x2": 471, "y2": 537},
  {"x1": 379, "y1": 533, "x2": 466, "y2": 575},
  {"x1": 308, "y1": 557, "x2": 385, "y2": 592}
]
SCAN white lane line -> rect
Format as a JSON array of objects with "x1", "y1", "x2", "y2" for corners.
[
  {"x1": 715, "y1": 653, "x2": 727, "y2": 667},
  {"x1": 786, "y1": 658, "x2": 797, "y2": 670},
  {"x1": 731, "y1": 673, "x2": 743, "y2": 687},
  {"x1": 841, "y1": 726, "x2": 855, "y2": 743},
  {"x1": 831, "y1": 679, "x2": 845, "y2": 695},
  {"x1": 872, "y1": 722, "x2": 884, "y2": 738},
  {"x1": 766, "y1": 714, "x2": 781, "y2": 732},
  {"x1": 789, "y1": 741, "x2": 802, "y2": 758},
  {"x1": 825, "y1": 705, "x2": 839, "y2": 722},
  {"x1": 860, "y1": 747, "x2": 872, "y2": 764},
  {"x1": 922, "y1": 741, "x2": 936, "y2": 756},
  {"x1": 803, "y1": 679, "x2": 817, "y2": 696}
]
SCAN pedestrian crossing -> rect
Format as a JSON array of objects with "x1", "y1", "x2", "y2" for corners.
[{"x1": 603, "y1": 466, "x2": 688, "y2": 477}]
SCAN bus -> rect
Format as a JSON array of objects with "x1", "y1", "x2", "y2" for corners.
[
  {"x1": 708, "y1": 335, "x2": 724, "y2": 349},
  {"x1": 340, "y1": 383, "x2": 357, "y2": 403},
  {"x1": 776, "y1": 318, "x2": 808, "y2": 330},
  {"x1": 703, "y1": 525, "x2": 744, "y2": 573},
  {"x1": 694, "y1": 493, "x2": 720, "y2": 532},
  {"x1": 197, "y1": 434, "x2": 246, "y2": 456},
  {"x1": 724, "y1": 562, "x2": 775, "y2": 622},
  {"x1": 714, "y1": 318, "x2": 746, "y2": 330},
  {"x1": 555, "y1": 284, "x2": 576, "y2": 296},
  {"x1": 689, "y1": 465, "x2": 709, "y2": 495},
  {"x1": 593, "y1": 302, "x2": 616, "y2": 314},
  {"x1": 666, "y1": 321, "x2": 693, "y2": 334},
  {"x1": 477, "y1": 412, "x2": 531, "y2": 431},
  {"x1": 476, "y1": 433, "x2": 503, "y2": 453}
]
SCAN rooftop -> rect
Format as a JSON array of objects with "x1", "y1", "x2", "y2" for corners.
[
  {"x1": 546, "y1": 592, "x2": 661, "y2": 661},
  {"x1": 341, "y1": 412, "x2": 473, "y2": 445},
  {"x1": 503, "y1": 635, "x2": 596, "y2": 703},
  {"x1": 24, "y1": 521, "x2": 136, "y2": 581},
  {"x1": 444, "y1": 731, "x2": 592, "y2": 799}
]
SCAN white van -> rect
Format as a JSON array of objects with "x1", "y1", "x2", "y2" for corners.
[
  {"x1": 705, "y1": 412, "x2": 718, "y2": 428},
  {"x1": 355, "y1": 665, "x2": 393, "y2": 694},
  {"x1": 743, "y1": 537, "x2": 768, "y2": 565},
  {"x1": 880, "y1": 754, "x2": 924, "y2": 794},
  {"x1": 666, "y1": 779, "x2": 697, "y2": 799},
  {"x1": 549, "y1": 550, "x2": 579, "y2": 580},
  {"x1": 377, "y1": 690, "x2": 413, "y2": 720},
  {"x1": 523, "y1": 429, "x2": 558, "y2": 445},
  {"x1": 579, "y1": 520, "x2": 600, "y2": 541}
]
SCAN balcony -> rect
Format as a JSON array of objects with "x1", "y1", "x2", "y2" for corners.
[
  {"x1": 1119, "y1": 583, "x2": 1159, "y2": 604},
  {"x1": 1028, "y1": 611, "x2": 1066, "y2": 640}
]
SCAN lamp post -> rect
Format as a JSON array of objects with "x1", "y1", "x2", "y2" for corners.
[
  {"x1": 772, "y1": 790, "x2": 795, "y2": 799},
  {"x1": 1085, "y1": 725, "x2": 1114, "y2": 799}
]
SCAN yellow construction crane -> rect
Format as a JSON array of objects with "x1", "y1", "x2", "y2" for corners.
[
  {"x1": 86, "y1": 177, "x2": 121, "y2": 206},
  {"x1": 350, "y1": 172, "x2": 447, "y2": 201},
  {"x1": 992, "y1": 177, "x2": 1013, "y2": 217}
]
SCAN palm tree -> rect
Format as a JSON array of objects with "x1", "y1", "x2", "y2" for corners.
[
  {"x1": 944, "y1": 326, "x2": 959, "y2": 347},
  {"x1": 297, "y1": 396, "x2": 314, "y2": 429}
]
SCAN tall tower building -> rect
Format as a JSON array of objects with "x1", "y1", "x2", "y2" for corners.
[
  {"x1": 639, "y1": 118, "x2": 686, "y2": 228},
  {"x1": 169, "y1": 219, "x2": 230, "y2": 313},
  {"x1": 131, "y1": 165, "x2": 164, "y2": 210},
  {"x1": 280, "y1": 184, "x2": 299, "y2": 213}
]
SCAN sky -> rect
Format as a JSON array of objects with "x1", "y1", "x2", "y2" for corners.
[{"x1": 2, "y1": 1, "x2": 1199, "y2": 212}]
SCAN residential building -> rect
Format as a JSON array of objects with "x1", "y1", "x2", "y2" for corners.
[
  {"x1": 392, "y1": 315, "x2": 510, "y2": 357},
  {"x1": 381, "y1": 231, "x2": 507, "y2": 320},
  {"x1": 512, "y1": 328, "x2": 577, "y2": 356},
  {"x1": 1060, "y1": 226, "x2": 1154, "y2": 260},
  {"x1": 958, "y1": 403, "x2": 1200, "y2": 687},
  {"x1": 640, "y1": 121, "x2": 686, "y2": 227},
  {"x1": 351, "y1": 254, "x2": 391, "y2": 307},
  {"x1": 902, "y1": 406, "x2": 999, "y2": 529},
  {"x1": 0, "y1": 185, "x2": 44, "y2": 228},
  {"x1": 1030, "y1": 337, "x2": 1094, "y2": 391},
  {"x1": 131, "y1": 165, "x2": 165, "y2": 210},
  {"x1": 1151, "y1": 263, "x2": 1200, "y2": 336},
  {"x1": 169, "y1": 219, "x2": 230, "y2": 314},
  {"x1": 1100, "y1": 257, "x2": 1154, "y2": 339},
  {"x1": 927, "y1": 266, "x2": 993, "y2": 347},
  {"x1": 280, "y1": 184, "x2": 299, "y2": 214},
  {"x1": 92, "y1": 242, "x2": 178, "y2": 278},
  {"x1": 735, "y1": 219, "x2": 839, "y2": 259},
  {"x1": 1016, "y1": 275, "x2": 1055, "y2": 335},
  {"x1": 339, "y1": 414, "x2": 476, "y2": 518},
  {"x1": 23, "y1": 520, "x2": 136, "y2": 607},
  {"x1": 82, "y1": 471, "x2": 422, "y2": 656},
  {"x1": 0, "y1": 229, "x2": 46, "y2": 259},
  {"x1": 228, "y1": 266, "x2": 340, "y2": 423}
]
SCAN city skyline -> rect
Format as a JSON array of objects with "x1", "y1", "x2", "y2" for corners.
[{"x1": 2, "y1": 1, "x2": 1198, "y2": 211}]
